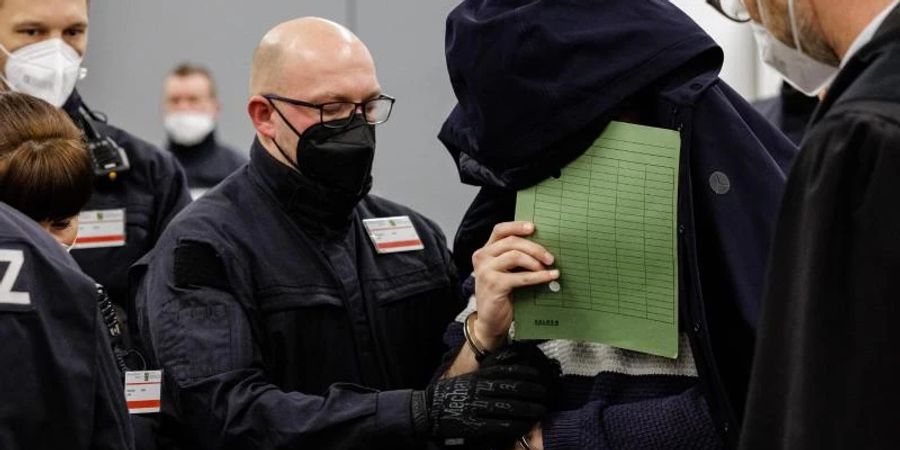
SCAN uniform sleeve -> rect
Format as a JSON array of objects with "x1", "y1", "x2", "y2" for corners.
[
  {"x1": 91, "y1": 309, "x2": 136, "y2": 450},
  {"x1": 0, "y1": 236, "x2": 134, "y2": 449},
  {"x1": 542, "y1": 387, "x2": 722, "y2": 450},
  {"x1": 741, "y1": 113, "x2": 900, "y2": 450},
  {"x1": 139, "y1": 240, "x2": 416, "y2": 450}
]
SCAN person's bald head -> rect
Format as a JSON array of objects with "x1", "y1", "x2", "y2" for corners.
[
  {"x1": 250, "y1": 17, "x2": 377, "y2": 95},
  {"x1": 248, "y1": 17, "x2": 382, "y2": 165}
]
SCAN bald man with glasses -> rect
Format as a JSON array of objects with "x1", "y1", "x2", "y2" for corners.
[{"x1": 132, "y1": 17, "x2": 557, "y2": 450}]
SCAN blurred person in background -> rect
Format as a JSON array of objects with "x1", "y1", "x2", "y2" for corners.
[{"x1": 163, "y1": 63, "x2": 246, "y2": 199}]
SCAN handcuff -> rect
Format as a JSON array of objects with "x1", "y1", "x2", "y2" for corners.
[
  {"x1": 518, "y1": 436, "x2": 535, "y2": 450},
  {"x1": 463, "y1": 311, "x2": 493, "y2": 362}
]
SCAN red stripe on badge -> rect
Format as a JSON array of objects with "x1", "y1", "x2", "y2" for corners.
[
  {"x1": 377, "y1": 239, "x2": 423, "y2": 250},
  {"x1": 127, "y1": 399, "x2": 161, "y2": 409},
  {"x1": 77, "y1": 235, "x2": 125, "y2": 244}
]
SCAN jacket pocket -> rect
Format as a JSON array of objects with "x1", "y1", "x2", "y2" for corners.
[
  {"x1": 258, "y1": 287, "x2": 356, "y2": 393},
  {"x1": 166, "y1": 301, "x2": 232, "y2": 382},
  {"x1": 258, "y1": 286, "x2": 344, "y2": 313},
  {"x1": 366, "y1": 265, "x2": 458, "y2": 389},
  {"x1": 367, "y1": 264, "x2": 452, "y2": 306}
]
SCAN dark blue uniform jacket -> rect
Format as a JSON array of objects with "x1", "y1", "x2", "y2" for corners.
[
  {"x1": 0, "y1": 203, "x2": 133, "y2": 450},
  {"x1": 64, "y1": 91, "x2": 191, "y2": 308},
  {"x1": 167, "y1": 132, "x2": 247, "y2": 191},
  {"x1": 133, "y1": 141, "x2": 462, "y2": 449},
  {"x1": 438, "y1": 0, "x2": 798, "y2": 445}
]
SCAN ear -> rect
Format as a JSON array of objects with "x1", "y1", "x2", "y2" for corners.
[
  {"x1": 212, "y1": 98, "x2": 222, "y2": 119},
  {"x1": 248, "y1": 95, "x2": 276, "y2": 139}
]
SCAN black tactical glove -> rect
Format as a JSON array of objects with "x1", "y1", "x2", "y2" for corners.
[
  {"x1": 411, "y1": 342, "x2": 561, "y2": 448},
  {"x1": 481, "y1": 342, "x2": 561, "y2": 393}
]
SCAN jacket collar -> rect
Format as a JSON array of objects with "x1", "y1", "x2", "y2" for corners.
[
  {"x1": 248, "y1": 138, "x2": 355, "y2": 237},
  {"x1": 61, "y1": 89, "x2": 83, "y2": 118},
  {"x1": 167, "y1": 131, "x2": 218, "y2": 159},
  {"x1": 812, "y1": 5, "x2": 900, "y2": 125}
]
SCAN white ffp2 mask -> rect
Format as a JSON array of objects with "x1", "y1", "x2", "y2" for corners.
[
  {"x1": 164, "y1": 112, "x2": 216, "y2": 146},
  {"x1": 751, "y1": 0, "x2": 838, "y2": 96},
  {"x1": 0, "y1": 38, "x2": 86, "y2": 107}
]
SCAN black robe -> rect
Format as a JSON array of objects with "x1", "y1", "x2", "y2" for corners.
[{"x1": 740, "y1": 6, "x2": 900, "y2": 450}]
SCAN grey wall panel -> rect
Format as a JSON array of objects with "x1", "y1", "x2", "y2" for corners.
[
  {"x1": 81, "y1": 1, "x2": 346, "y2": 151},
  {"x1": 355, "y1": 0, "x2": 477, "y2": 243},
  {"x1": 78, "y1": 1, "x2": 477, "y2": 240}
]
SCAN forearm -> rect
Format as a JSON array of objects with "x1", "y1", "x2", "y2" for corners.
[
  {"x1": 440, "y1": 310, "x2": 507, "y2": 379},
  {"x1": 442, "y1": 343, "x2": 480, "y2": 379},
  {"x1": 173, "y1": 373, "x2": 417, "y2": 449}
]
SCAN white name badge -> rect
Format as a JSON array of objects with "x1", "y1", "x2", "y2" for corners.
[
  {"x1": 73, "y1": 209, "x2": 126, "y2": 250},
  {"x1": 125, "y1": 370, "x2": 162, "y2": 414},
  {"x1": 362, "y1": 216, "x2": 425, "y2": 254},
  {"x1": 189, "y1": 188, "x2": 208, "y2": 200}
]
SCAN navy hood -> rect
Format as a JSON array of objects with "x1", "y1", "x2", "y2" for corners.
[{"x1": 439, "y1": 0, "x2": 722, "y2": 188}]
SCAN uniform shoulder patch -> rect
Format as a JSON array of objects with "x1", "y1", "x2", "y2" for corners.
[{"x1": 174, "y1": 241, "x2": 229, "y2": 290}]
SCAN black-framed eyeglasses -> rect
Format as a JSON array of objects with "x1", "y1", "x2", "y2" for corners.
[
  {"x1": 706, "y1": 0, "x2": 751, "y2": 23},
  {"x1": 263, "y1": 93, "x2": 396, "y2": 129}
]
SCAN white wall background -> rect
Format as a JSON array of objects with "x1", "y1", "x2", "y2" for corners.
[
  {"x1": 78, "y1": 1, "x2": 781, "y2": 238},
  {"x1": 79, "y1": 0, "x2": 476, "y2": 239},
  {"x1": 670, "y1": 0, "x2": 782, "y2": 100}
]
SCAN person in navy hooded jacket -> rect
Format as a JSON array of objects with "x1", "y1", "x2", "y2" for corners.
[{"x1": 437, "y1": 0, "x2": 797, "y2": 448}]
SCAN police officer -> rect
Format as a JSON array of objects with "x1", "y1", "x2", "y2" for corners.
[
  {"x1": 0, "y1": 205, "x2": 135, "y2": 450},
  {"x1": 0, "y1": 91, "x2": 133, "y2": 449},
  {"x1": 134, "y1": 17, "x2": 557, "y2": 450},
  {"x1": 0, "y1": 0, "x2": 191, "y2": 313},
  {"x1": 162, "y1": 63, "x2": 247, "y2": 199}
]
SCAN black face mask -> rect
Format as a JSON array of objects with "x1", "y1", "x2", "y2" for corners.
[
  {"x1": 269, "y1": 103, "x2": 376, "y2": 198},
  {"x1": 295, "y1": 115, "x2": 376, "y2": 197},
  {"x1": 268, "y1": 103, "x2": 377, "y2": 233}
]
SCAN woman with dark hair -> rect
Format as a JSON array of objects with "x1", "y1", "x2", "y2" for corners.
[
  {"x1": 0, "y1": 91, "x2": 137, "y2": 369},
  {"x1": 0, "y1": 90, "x2": 93, "y2": 249},
  {"x1": 0, "y1": 91, "x2": 134, "y2": 448}
]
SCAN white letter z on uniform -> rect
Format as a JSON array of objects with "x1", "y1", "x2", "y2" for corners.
[{"x1": 0, "y1": 249, "x2": 30, "y2": 305}]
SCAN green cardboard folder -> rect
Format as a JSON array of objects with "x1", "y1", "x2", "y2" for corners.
[{"x1": 513, "y1": 121, "x2": 681, "y2": 358}]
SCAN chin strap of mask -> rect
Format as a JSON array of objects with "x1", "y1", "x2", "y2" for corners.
[
  {"x1": 77, "y1": 106, "x2": 130, "y2": 181},
  {"x1": 271, "y1": 138, "x2": 303, "y2": 175}
]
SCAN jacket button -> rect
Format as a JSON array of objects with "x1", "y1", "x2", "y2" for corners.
[
  {"x1": 709, "y1": 171, "x2": 731, "y2": 195},
  {"x1": 693, "y1": 322, "x2": 701, "y2": 333},
  {"x1": 678, "y1": 225, "x2": 686, "y2": 234}
]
